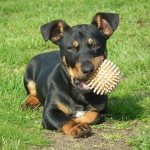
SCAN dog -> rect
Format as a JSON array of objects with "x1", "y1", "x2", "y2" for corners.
[{"x1": 21, "y1": 12, "x2": 119, "y2": 138}]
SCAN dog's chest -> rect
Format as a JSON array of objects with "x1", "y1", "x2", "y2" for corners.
[
  {"x1": 72, "y1": 110, "x2": 85, "y2": 118},
  {"x1": 72, "y1": 103, "x2": 96, "y2": 118}
]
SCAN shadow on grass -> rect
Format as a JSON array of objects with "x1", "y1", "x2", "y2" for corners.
[{"x1": 108, "y1": 94, "x2": 144, "y2": 121}]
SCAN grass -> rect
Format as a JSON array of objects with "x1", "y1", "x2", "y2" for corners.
[{"x1": 0, "y1": 0, "x2": 150, "y2": 149}]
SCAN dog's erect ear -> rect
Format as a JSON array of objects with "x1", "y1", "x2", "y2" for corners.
[
  {"x1": 40, "y1": 20, "x2": 70, "y2": 44},
  {"x1": 91, "y1": 12, "x2": 119, "y2": 38}
]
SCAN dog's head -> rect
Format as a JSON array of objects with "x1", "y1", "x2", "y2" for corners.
[{"x1": 40, "y1": 12, "x2": 119, "y2": 91}]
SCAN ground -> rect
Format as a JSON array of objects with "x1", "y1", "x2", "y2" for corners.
[{"x1": 32, "y1": 126, "x2": 133, "y2": 150}]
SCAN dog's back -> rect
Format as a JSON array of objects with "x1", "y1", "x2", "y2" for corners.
[{"x1": 23, "y1": 51, "x2": 60, "y2": 94}]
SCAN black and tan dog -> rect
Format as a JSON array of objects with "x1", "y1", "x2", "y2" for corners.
[{"x1": 22, "y1": 12, "x2": 119, "y2": 138}]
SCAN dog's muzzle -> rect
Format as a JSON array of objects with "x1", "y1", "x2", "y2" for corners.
[{"x1": 74, "y1": 79, "x2": 92, "y2": 92}]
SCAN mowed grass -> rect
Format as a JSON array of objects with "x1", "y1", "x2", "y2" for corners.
[{"x1": 0, "y1": 0, "x2": 150, "y2": 149}]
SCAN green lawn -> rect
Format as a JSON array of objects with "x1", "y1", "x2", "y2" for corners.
[{"x1": 0, "y1": 0, "x2": 150, "y2": 149}]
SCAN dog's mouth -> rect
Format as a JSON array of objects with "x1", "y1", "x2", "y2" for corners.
[{"x1": 74, "y1": 79, "x2": 91, "y2": 92}]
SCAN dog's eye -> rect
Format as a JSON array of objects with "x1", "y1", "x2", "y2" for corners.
[{"x1": 67, "y1": 46, "x2": 75, "y2": 52}]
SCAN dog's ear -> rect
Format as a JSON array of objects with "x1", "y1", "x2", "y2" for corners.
[
  {"x1": 40, "y1": 20, "x2": 70, "y2": 44},
  {"x1": 91, "y1": 12, "x2": 119, "y2": 38}
]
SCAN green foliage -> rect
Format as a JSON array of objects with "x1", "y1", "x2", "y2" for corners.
[{"x1": 0, "y1": 0, "x2": 150, "y2": 149}]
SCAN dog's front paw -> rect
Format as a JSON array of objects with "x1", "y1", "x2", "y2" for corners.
[{"x1": 71, "y1": 124, "x2": 92, "y2": 138}]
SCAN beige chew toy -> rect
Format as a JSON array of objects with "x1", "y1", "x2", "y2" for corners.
[{"x1": 87, "y1": 59, "x2": 120, "y2": 95}]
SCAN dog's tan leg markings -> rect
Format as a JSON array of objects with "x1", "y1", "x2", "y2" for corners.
[
  {"x1": 21, "y1": 81, "x2": 41, "y2": 108},
  {"x1": 21, "y1": 95, "x2": 40, "y2": 108},
  {"x1": 73, "y1": 111, "x2": 99, "y2": 124},
  {"x1": 61, "y1": 120, "x2": 91, "y2": 138},
  {"x1": 27, "y1": 81, "x2": 37, "y2": 96},
  {"x1": 56, "y1": 101, "x2": 72, "y2": 115}
]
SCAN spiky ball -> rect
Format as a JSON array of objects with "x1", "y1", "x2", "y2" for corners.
[{"x1": 87, "y1": 59, "x2": 120, "y2": 95}]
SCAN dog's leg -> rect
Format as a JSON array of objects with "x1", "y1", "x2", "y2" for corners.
[
  {"x1": 62, "y1": 120, "x2": 92, "y2": 138},
  {"x1": 42, "y1": 101, "x2": 92, "y2": 138},
  {"x1": 21, "y1": 80, "x2": 41, "y2": 109},
  {"x1": 73, "y1": 111, "x2": 105, "y2": 125}
]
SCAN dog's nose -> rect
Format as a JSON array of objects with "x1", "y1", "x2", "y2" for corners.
[{"x1": 81, "y1": 62, "x2": 94, "y2": 74}]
